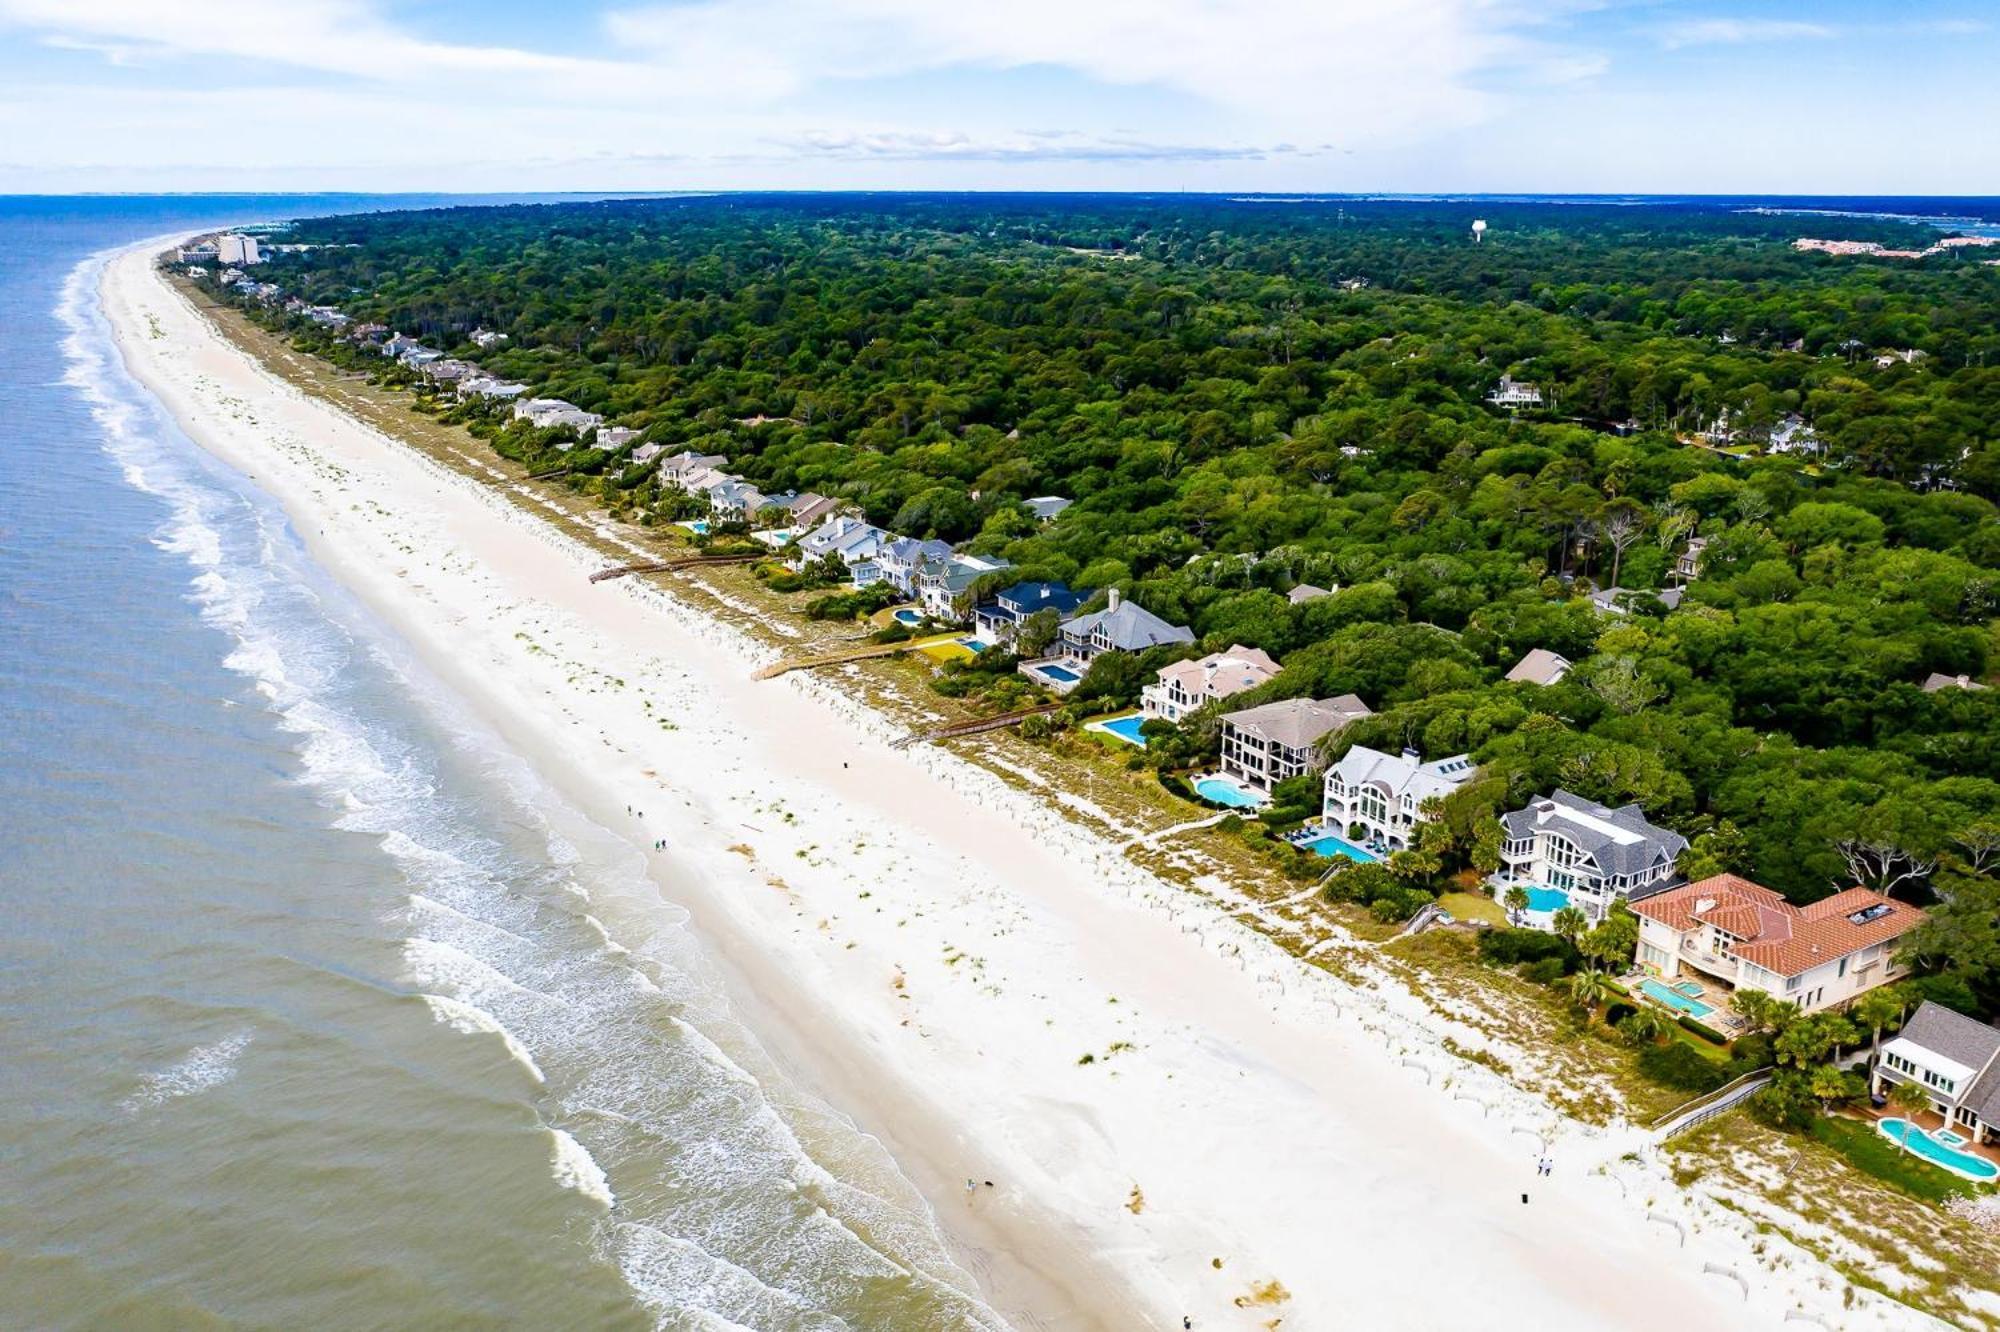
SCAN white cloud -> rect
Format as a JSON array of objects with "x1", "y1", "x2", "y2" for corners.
[{"x1": 1654, "y1": 18, "x2": 1835, "y2": 50}]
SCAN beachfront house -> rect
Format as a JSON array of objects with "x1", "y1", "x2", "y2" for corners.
[
  {"x1": 1140, "y1": 645, "x2": 1280, "y2": 723},
  {"x1": 915, "y1": 553, "x2": 1013, "y2": 623},
  {"x1": 793, "y1": 515, "x2": 894, "y2": 584},
  {"x1": 513, "y1": 398, "x2": 604, "y2": 433},
  {"x1": 1504, "y1": 648, "x2": 1572, "y2": 686},
  {"x1": 784, "y1": 492, "x2": 844, "y2": 529},
  {"x1": 1871, "y1": 1002, "x2": 2000, "y2": 1149},
  {"x1": 591, "y1": 425, "x2": 643, "y2": 452},
  {"x1": 876, "y1": 536, "x2": 955, "y2": 595},
  {"x1": 1219, "y1": 696, "x2": 1372, "y2": 795},
  {"x1": 1494, "y1": 790, "x2": 1687, "y2": 924},
  {"x1": 1486, "y1": 375, "x2": 1544, "y2": 410},
  {"x1": 972, "y1": 581, "x2": 1086, "y2": 648},
  {"x1": 1017, "y1": 591, "x2": 1194, "y2": 694},
  {"x1": 1632, "y1": 876, "x2": 1923, "y2": 1014},
  {"x1": 1322, "y1": 745, "x2": 1477, "y2": 853},
  {"x1": 1053, "y1": 591, "x2": 1193, "y2": 665},
  {"x1": 459, "y1": 376, "x2": 528, "y2": 402}
]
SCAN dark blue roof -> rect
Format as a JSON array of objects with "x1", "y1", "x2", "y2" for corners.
[{"x1": 981, "y1": 581, "x2": 1086, "y2": 619}]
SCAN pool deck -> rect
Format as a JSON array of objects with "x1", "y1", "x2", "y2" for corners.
[
  {"x1": 1624, "y1": 971, "x2": 1748, "y2": 1033},
  {"x1": 1847, "y1": 1106, "x2": 2000, "y2": 1177}
]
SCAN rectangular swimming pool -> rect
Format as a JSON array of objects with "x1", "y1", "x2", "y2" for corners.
[
  {"x1": 1037, "y1": 664, "x2": 1079, "y2": 683},
  {"x1": 1638, "y1": 977, "x2": 1715, "y2": 1020},
  {"x1": 1300, "y1": 833, "x2": 1381, "y2": 864}
]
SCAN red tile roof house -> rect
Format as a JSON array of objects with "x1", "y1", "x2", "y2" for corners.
[{"x1": 1631, "y1": 875, "x2": 1924, "y2": 1017}]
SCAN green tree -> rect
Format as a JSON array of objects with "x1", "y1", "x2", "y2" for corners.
[{"x1": 1550, "y1": 905, "x2": 1588, "y2": 945}]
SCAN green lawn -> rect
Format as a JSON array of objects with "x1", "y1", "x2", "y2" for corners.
[
  {"x1": 1435, "y1": 890, "x2": 1507, "y2": 927},
  {"x1": 1811, "y1": 1116, "x2": 1980, "y2": 1205}
]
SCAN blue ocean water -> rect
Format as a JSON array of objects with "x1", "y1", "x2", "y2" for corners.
[{"x1": 0, "y1": 198, "x2": 997, "y2": 1330}]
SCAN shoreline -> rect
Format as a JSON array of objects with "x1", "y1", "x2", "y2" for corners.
[{"x1": 102, "y1": 238, "x2": 1935, "y2": 1331}]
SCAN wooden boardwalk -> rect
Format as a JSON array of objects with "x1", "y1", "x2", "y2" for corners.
[
  {"x1": 751, "y1": 636, "x2": 937, "y2": 679},
  {"x1": 890, "y1": 704, "x2": 1060, "y2": 749},
  {"x1": 588, "y1": 553, "x2": 762, "y2": 583}
]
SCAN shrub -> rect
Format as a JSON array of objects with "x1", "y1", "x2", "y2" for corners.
[
  {"x1": 1523, "y1": 957, "x2": 1568, "y2": 986},
  {"x1": 1476, "y1": 928, "x2": 1580, "y2": 972},
  {"x1": 1677, "y1": 1014, "x2": 1730, "y2": 1045},
  {"x1": 1637, "y1": 1041, "x2": 1732, "y2": 1095}
]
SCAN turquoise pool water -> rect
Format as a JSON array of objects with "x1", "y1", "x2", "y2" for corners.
[
  {"x1": 1522, "y1": 886, "x2": 1569, "y2": 912},
  {"x1": 1193, "y1": 776, "x2": 1263, "y2": 809},
  {"x1": 958, "y1": 638, "x2": 987, "y2": 653},
  {"x1": 893, "y1": 608, "x2": 924, "y2": 626},
  {"x1": 1638, "y1": 977, "x2": 1715, "y2": 1019},
  {"x1": 1301, "y1": 833, "x2": 1381, "y2": 864},
  {"x1": 1094, "y1": 715, "x2": 1149, "y2": 746},
  {"x1": 1038, "y1": 664, "x2": 1079, "y2": 683},
  {"x1": 1878, "y1": 1119, "x2": 1999, "y2": 1182}
]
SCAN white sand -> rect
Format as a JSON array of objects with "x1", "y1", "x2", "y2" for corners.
[{"x1": 103, "y1": 241, "x2": 1945, "y2": 1332}]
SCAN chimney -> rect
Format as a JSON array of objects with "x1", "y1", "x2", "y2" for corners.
[{"x1": 1107, "y1": 588, "x2": 1122, "y2": 612}]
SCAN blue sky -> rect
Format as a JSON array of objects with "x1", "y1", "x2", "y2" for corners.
[{"x1": 0, "y1": 0, "x2": 1992, "y2": 193}]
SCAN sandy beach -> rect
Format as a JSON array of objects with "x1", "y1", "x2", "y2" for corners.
[{"x1": 102, "y1": 240, "x2": 1947, "y2": 1332}]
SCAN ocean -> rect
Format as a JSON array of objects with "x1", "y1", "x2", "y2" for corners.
[{"x1": 0, "y1": 198, "x2": 999, "y2": 1329}]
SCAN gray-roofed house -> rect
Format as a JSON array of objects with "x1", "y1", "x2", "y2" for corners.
[
  {"x1": 1505, "y1": 648, "x2": 1573, "y2": 686},
  {"x1": 1323, "y1": 745, "x2": 1478, "y2": 854},
  {"x1": 1923, "y1": 672, "x2": 1988, "y2": 693},
  {"x1": 1220, "y1": 696, "x2": 1372, "y2": 795},
  {"x1": 876, "y1": 536, "x2": 955, "y2": 596},
  {"x1": 1495, "y1": 790, "x2": 1688, "y2": 924},
  {"x1": 1286, "y1": 583, "x2": 1335, "y2": 605},
  {"x1": 1872, "y1": 1001, "x2": 2000, "y2": 1151},
  {"x1": 1024, "y1": 496, "x2": 1071, "y2": 523},
  {"x1": 592, "y1": 425, "x2": 643, "y2": 451},
  {"x1": 1590, "y1": 586, "x2": 1683, "y2": 615},
  {"x1": 1053, "y1": 589, "x2": 1194, "y2": 664},
  {"x1": 915, "y1": 552, "x2": 1013, "y2": 622}
]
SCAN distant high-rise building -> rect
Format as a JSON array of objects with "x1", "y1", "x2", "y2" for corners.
[{"x1": 216, "y1": 233, "x2": 262, "y2": 265}]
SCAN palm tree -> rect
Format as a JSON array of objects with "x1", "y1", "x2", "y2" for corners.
[
  {"x1": 1551, "y1": 905, "x2": 1588, "y2": 945},
  {"x1": 1503, "y1": 885, "x2": 1530, "y2": 918},
  {"x1": 1809, "y1": 1064, "x2": 1861, "y2": 1118},
  {"x1": 1852, "y1": 985, "x2": 1908, "y2": 1071},
  {"x1": 1886, "y1": 1080, "x2": 1934, "y2": 1155},
  {"x1": 1565, "y1": 969, "x2": 1613, "y2": 1014},
  {"x1": 1621, "y1": 1005, "x2": 1670, "y2": 1045}
]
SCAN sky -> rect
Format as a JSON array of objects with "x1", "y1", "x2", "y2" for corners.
[{"x1": 0, "y1": 0, "x2": 1994, "y2": 194}]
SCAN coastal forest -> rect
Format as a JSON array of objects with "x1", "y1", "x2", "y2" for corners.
[{"x1": 241, "y1": 194, "x2": 2000, "y2": 1018}]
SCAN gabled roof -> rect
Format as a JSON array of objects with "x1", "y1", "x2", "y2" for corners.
[
  {"x1": 1287, "y1": 583, "x2": 1333, "y2": 605},
  {"x1": 1221, "y1": 695, "x2": 1371, "y2": 749},
  {"x1": 1922, "y1": 672, "x2": 1987, "y2": 693},
  {"x1": 1896, "y1": 1002, "x2": 2000, "y2": 1079},
  {"x1": 1505, "y1": 648, "x2": 1572, "y2": 685},
  {"x1": 985, "y1": 581, "x2": 1086, "y2": 618},
  {"x1": 1153, "y1": 646, "x2": 1280, "y2": 698},
  {"x1": 1499, "y1": 789, "x2": 1686, "y2": 877},
  {"x1": 1328, "y1": 744, "x2": 1478, "y2": 806}
]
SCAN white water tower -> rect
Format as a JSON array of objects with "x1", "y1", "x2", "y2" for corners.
[{"x1": 1471, "y1": 219, "x2": 1487, "y2": 244}]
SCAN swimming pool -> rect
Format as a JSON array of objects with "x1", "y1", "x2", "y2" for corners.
[
  {"x1": 1637, "y1": 977, "x2": 1716, "y2": 1020},
  {"x1": 1300, "y1": 833, "x2": 1381, "y2": 864},
  {"x1": 1037, "y1": 664, "x2": 1079, "y2": 683},
  {"x1": 678, "y1": 519, "x2": 710, "y2": 536},
  {"x1": 1092, "y1": 714, "x2": 1149, "y2": 746},
  {"x1": 1878, "y1": 1119, "x2": 2000, "y2": 1182},
  {"x1": 958, "y1": 638, "x2": 987, "y2": 654},
  {"x1": 893, "y1": 608, "x2": 925, "y2": 626},
  {"x1": 1193, "y1": 775, "x2": 1265, "y2": 809},
  {"x1": 1521, "y1": 886, "x2": 1569, "y2": 913}
]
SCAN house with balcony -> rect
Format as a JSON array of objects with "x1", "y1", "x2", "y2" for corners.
[
  {"x1": 1219, "y1": 696, "x2": 1372, "y2": 795},
  {"x1": 972, "y1": 581, "x2": 1086, "y2": 648},
  {"x1": 1495, "y1": 790, "x2": 1687, "y2": 924},
  {"x1": 512, "y1": 397, "x2": 604, "y2": 434},
  {"x1": 1140, "y1": 645, "x2": 1279, "y2": 723},
  {"x1": 1018, "y1": 591, "x2": 1194, "y2": 694},
  {"x1": 1673, "y1": 537, "x2": 1709, "y2": 584},
  {"x1": 915, "y1": 553, "x2": 1013, "y2": 622},
  {"x1": 1321, "y1": 745, "x2": 1478, "y2": 853},
  {"x1": 793, "y1": 515, "x2": 894, "y2": 584},
  {"x1": 1486, "y1": 375, "x2": 1544, "y2": 410},
  {"x1": 876, "y1": 536, "x2": 955, "y2": 595},
  {"x1": 1632, "y1": 876, "x2": 1923, "y2": 1014},
  {"x1": 1872, "y1": 1002, "x2": 2000, "y2": 1151}
]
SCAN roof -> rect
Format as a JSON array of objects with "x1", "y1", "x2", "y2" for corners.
[
  {"x1": 1153, "y1": 646, "x2": 1280, "y2": 699},
  {"x1": 1062, "y1": 594, "x2": 1194, "y2": 652},
  {"x1": 1500, "y1": 789, "x2": 1686, "y2": 878},
  {"x1": 1287, "y1": 583, "x2": 1333, "y2": 605},
  {"x1": 1923, "y1": 672, "x2": 1987, "y2": 693},
  {"x1": 985, "y1": 581, "x2": 1086, "y2": 619},
  {"x1": 1221, "y1": 695, "x2": 1372, "y2": 750},
  {"x1": 1328, "y1": 744, "x2": 1478, "y2": 806},
  {"x1": 1025, "y1": 496, "x2": 1071, "y2": 519},
  {"x1": 1505, "y1": 648, "x2": 1572, "y2": 686},
  {"x1": 1891, "y1": 1002, "x2": 2000, "y2": 1124},
  {"x1": 1631, "y1": 876, "x2": 1923, "y2": 977}
]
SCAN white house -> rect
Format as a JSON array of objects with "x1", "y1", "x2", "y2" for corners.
[
  {"x1": 1673, "y1": 537, "x2": 1709, "y2": 584},
  {"x1": 1632, "y1": 876, "x2": 1923, "y2": 1014},
  {"x1": 1140, "y1": 645, "x2": 1279, "y2": 723},
  {"x1": 915, "y1": 553, "x2": 1012, "y2": 622},
  {"x1": 793, "y1": 515, "x2": 894, "y2": 583},
  {"x1": 875, "y1": 537, "x2": 955, "y2": 595},
  {"x1": 1219, "y1": 696, "x2": 1371, "y2": 795},
  {"x1": 1872, "y1": 1002, "x2": 2000, "y2": 1149},
  {"x1": 469, "y1": 328, "x2": 509, "y2": 348},
  {"x1": 1767, "y1": 414, "x2": 1821, "y2": 457},
  {"x1": 512, "y1": 398, "x2": 603, "y2": 433},
  {"x1": 1322, "y1": 745, "x2": 1478, "y2": 852},
  {"x1": 1486, "y1": 375, "x2": 1544, "y2": 409},
  {"x1": 1024, "y1": 496, "x2": 1071, "y2": 523},
  {"x1": 1495, "y1": 790, "x2": 1687, "y2": 923}
]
